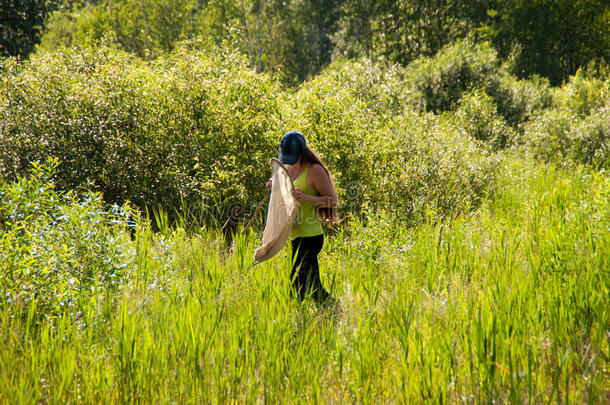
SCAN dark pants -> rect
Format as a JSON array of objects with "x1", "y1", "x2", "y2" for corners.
[{"x1": 291, "y1": 234, "x2": 331, "y2": 304}]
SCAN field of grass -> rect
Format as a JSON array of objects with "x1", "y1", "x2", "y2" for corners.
[
  {"x1": 1, "y1": 7, "x2": 609, "y2": 403},
  {"x1": 1, "y1": 155, "x2": 608, "y2": 403}
]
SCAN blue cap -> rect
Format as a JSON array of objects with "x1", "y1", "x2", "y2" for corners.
[{"x1": 278, "y1": 130, "x2": 306, "y2": 165}]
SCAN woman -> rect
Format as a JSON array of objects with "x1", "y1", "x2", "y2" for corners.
[{"x1": 267, "y1": 130, "x2": 339, "y2": 305}]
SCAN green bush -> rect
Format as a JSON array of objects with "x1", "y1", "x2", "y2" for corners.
[
  {"x1": 0, "y1": 46, "x2": 282, "y2": 224},
  {"x1": 376, "y1": 115, "x2": 499, "y2": 223},
  {"x1": 569, "y1": 106, "x2": 610, "y2": 168},
  {"x1": 524, "y1": 108, "x2": 579, "y2": 164},
  {"x1": 306, "y1": 58, "x2": 415, "y2": 117},
  {"x1": 286, "y1": 61, "x2": 499, "y2": 224},
  {"x1": 524, "y1": 105, "x2": 610, "y2": 169},
  {"x1": 524, "y1": 72, "x2": 610, "y2": 168},
  {"x1": 452, "y1": 90, "x2": 516, "y2": 150},
  {"x1": 554, "y1": 70, "x2": 610, "y2": 118},
  {"x1": 404, "y1": 39, "x2": 500, "y2": 113},
  {"x1": 0, "y1": 158, "x2": 134, "y2": 319},
  {"x1": 1, "y1": 43, "x2": 503, "y2": 227},
  {"x1": 38, "y1": 0, "x2": 201, "y2": 58},
  {"x1": 486, "y1": 73, "x2": 553, "y2": 129}
]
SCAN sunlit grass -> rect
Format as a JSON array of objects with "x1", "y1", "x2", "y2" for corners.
[{"x1": 1, "y1": 158, "x2": 609, "y2": 403}]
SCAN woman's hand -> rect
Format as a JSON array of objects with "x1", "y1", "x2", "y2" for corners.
[
  {"x1": 292, "y1": 189, "x2": 311, "y2": 203},
  {"x1": 266, "y1": 178, "x2": 272, "y2": 191}
]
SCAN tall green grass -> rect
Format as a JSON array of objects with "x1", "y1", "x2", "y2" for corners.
[{"x1": 1, "y1": 156, "x2": 608, "y2": 402}]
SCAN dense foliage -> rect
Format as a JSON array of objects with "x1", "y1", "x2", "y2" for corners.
[
  {"x1": 2, "y1": 41, "x2": 609, "y2": 225},
  {"x1": 0, "y1": 157, "x2": 133, "y2": 319},
  {"x1": 38, "y1": 0, "x2": 341, "y2": 84},
  {"x1": 524, "y1": 71, "x2": 610, "y2": 168},
  {"x1": 485, "y1": 0, "x2": 610, "y2": 85},
  {"x1": 285, "y1": 57, "x2": 499, "y2": 222},
  {"x1": 1, "y1": 44, "x2": 515, "y2": 226},
  {"x1": 0, "y1": 46, "x2": 282, "y2": 225},
  {"x1": 29, "y1": 0, "x2": 610, "y2": 85},
  {"x1": 0, "y1": 0, "x2": 76, "y2": 58}
]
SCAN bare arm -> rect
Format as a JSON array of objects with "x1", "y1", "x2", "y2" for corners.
[{"x1": 293, "y1": 164, "x2": 338, "y2": 208}]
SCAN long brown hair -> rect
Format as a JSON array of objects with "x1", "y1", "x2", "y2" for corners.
[{"x1": 299, "y1": 146, "x2": 339, "y2": 223}]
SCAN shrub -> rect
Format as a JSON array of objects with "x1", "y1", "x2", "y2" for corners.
[
  {"x1": 286, "y1": 62, "x2": 499, "y2": 224},
  {"x1": 1, "y1": 44, "x2": 501, "y2": 228},
  {"x1": 486, "y1": 73, "x2": 553, "y2": 129},
  {"x1": 525, "y1": 106, "x2": 610, "y2": 169},
  {"x1": 0, "y1": 158, "x2": 134, "y2": 319},
  {"x1": 524, "y1": 108, "x2": 579, "y2": 164},
  {"x1": 524, "y1": 72, "x2": 610, "y2": 168},
  {"x1": 0, "y1": 46, "x2": 282, "y2": 225},
  {"x1": 554, "y1": 70, "x2": 610, "y2": 118},
  {"x1": 452, "y1": 90, "x2": 516, "y2": 150},
  {"x1": 404, "y1": 39, "x2": 500, "y2": 113},
  {"x1": 374, "y1": 115, "x2": 499, "y2": 223},
  {"x1": 307, "y1": 58, "x2": 415, "y2": 116},
  {"x1": 570, "y1": 105, "x2": 610, "y2": 168},
  {"x1": 38, "y1": 1, "x2": 200, "y2": 58}
]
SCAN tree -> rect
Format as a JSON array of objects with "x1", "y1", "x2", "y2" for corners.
[
  {"x1": 32, "y1": 0, "x2": 610, "y2": 85},
  {"x1": 274, "y1": 0, "x2": 340, "y2": 82},
  {"x1": 484, "y1": 0, "x2": 610, "y2": 84},
  {"x1": 331, "y1": 0, "x2": 374, "y2": 60},
  {"x1": 332, "y1": 0, "x2": 478, "y2": 65},
  {"x1": 39, "y1": 0, "x2": 199, "y2": 59},
  {"x1": 38, "y1": 0, "x2": 339, "y2": 83},
  {"x1": 0, "y1": 0, "x2": 74, "y2": 58}
]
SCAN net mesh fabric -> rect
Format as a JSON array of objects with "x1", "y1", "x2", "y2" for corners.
[{"x1": 254, "y1": 158, "x2": 298, "y2": 262}]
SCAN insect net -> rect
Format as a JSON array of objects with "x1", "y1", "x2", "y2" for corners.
[{"x1": 254, "y1": 158, "x2": 298, "y2": 262}]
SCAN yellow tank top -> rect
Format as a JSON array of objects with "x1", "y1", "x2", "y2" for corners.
[{"x1": 291, "y1": 163, "x2": 323, "y2": 238}]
